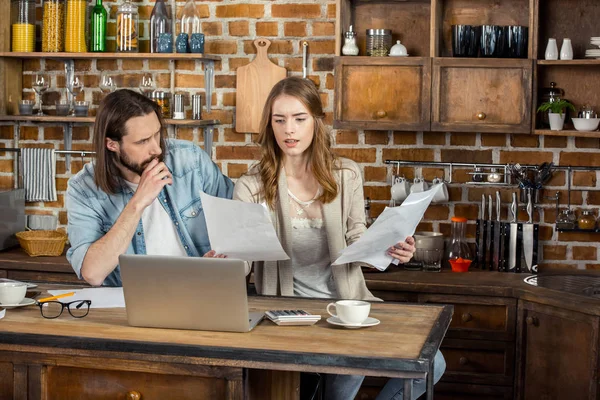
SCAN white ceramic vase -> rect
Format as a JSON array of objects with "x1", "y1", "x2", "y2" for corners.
[
  {"x1": 545, "y1": 38, "x2": 558, "y2": 60},
  {"x1": 560, "y1": 38, "x2": 573, "y2": 60},
  {"x1": 548, "y1": 112, "x2": 565, "y2": 131}
]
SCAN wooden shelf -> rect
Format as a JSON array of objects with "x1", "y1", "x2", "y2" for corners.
[
  {"x1": 537, "y1": 59, "x2": 600, "y2": 66},
  {"x1": 533, "y1": 129, "x2": 600, "y2": 138},
  {"x1": 556, "y1": 227, "x2": 600, "y2": 233},
  {"x1": 0, "y1": 115, "x2": 220, "y2": 126},
  {"x1": 0, "y1": 52, "x2": 220, "y2": 62}
]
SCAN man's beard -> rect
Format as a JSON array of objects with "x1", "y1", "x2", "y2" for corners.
[{"x1": 118, "y1": 150, "x2": 164, "y2": 176}]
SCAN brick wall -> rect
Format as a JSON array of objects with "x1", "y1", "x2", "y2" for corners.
[{"x1": 1, "y1": 0, "x2": 599, "y2": 270}]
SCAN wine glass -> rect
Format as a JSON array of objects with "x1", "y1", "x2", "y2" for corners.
[
  {"x1": 32, "y1": 74, "x2": 49, "y2": 116},
  {"x1": 67, "y1": 76, "x2": 84, "y2": 116},
  {"x1": 139, "y1": 73, "x2": 155, "y2": 97},
  {"x1": 100, "y1": 72, "x2": 116, "y2": 94}
]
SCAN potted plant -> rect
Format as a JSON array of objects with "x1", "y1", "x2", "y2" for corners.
[{"x1": 537, "y1": 99, "x2": 576, "y2": 131}]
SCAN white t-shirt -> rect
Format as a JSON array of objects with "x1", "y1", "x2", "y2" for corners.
[{"x1": 126, "y1": 182, "x2": 187, "y2": 256}]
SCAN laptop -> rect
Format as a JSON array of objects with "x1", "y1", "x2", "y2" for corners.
[{"x1": 119, "y1": 254, "x2": 264, "y2": 332}]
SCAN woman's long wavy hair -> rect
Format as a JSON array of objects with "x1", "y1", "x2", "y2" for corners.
[
  {"x1": 93, "y1": 89, "x2": 167, "y2": 194},
  {"x1": 256, "y1": 77, "x2": 338, "y2": 209}
]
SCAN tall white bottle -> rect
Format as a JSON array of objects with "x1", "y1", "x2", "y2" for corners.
[
  {"x1": 560, "y1": 38, "x2": 573, "y2": 60},
  {"x1": 545, "y1": 38, "x2": 558, "y2": 60}
]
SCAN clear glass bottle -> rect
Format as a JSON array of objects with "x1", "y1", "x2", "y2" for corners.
[
  {"x1": 65, "y1": 0, "x2": 87, "y2": 52},
  {"x1": 342, "y1": 25, "x2": 359, "y2": 56},
  {"x1": 180, "y1": 0, "x2": 201, "y2": 38},
  {"x1": 447, "y1": 216, "x2": 472, "y2": 272},
  {"x1": 150, "y1": 0, "x2": 171, "y2": 53},
  {"x1": 578, "y1": 210, "x2": 596, "y2": 230},
  {"x1": 116, "y1": 0, "x2": 139, "y2": 52},
  {"x1": 11, "y1": 0, "x2": 36, "y2": 52},
  {"x1": 90, "y1": 0, "x2": 107, "y2": 52},
  {"x1": 42, "y1": 0, "x2": 65, "y2": 52}
]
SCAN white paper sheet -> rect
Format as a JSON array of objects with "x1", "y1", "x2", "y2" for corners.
[
  {"x1": 333, "y1": 184, "x2": 443, "y2": 270},
  {"x1": 48, "y1": 287, "x2": 125, "y2": 308},
  {"x1": 0, "y1": 309, "x2": 5, "y2": 319},
  {"x1": 200, "y1": 192, "x2": 289, "y2": 261}
]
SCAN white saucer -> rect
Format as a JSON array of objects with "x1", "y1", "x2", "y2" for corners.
[
  {"x1": 326, "y1": 316, "x2": 381, "y2": 329},
  {"x1": 0, "y1": 298, "x2": 36, "y2": 309},
  {"x1": 0, "y1": 279, "x2": 37, "y2": 289}
]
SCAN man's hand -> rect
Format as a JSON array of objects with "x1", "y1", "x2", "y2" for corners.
[{"x1": 130, "y1": 158, "x2": 173, "y2": 210}]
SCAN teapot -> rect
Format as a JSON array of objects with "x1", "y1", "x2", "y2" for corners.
[
  {"x1": 578, "y1": 105, "x2": 597, "y2": 119},
  {"x1": 389, "y1": 40, "x2": 408, "y2": 57}
]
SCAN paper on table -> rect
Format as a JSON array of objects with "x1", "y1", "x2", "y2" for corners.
[
  {"x1": 200, "y1": 192, "x2": 289, "y2": 261},
  {"x1": 333, "y1": 184, "x2": 442, "y2": 270},
  {"x1": 48, "y1": 287, "x2": 125, "y2": 308},
  {"x1": 0, "y1": 309, "x2": 5, "y2": 319}
]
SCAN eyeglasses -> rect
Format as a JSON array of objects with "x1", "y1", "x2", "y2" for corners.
[{"x1": 37, "y1": 300, "x2": 92, "y2": 319}]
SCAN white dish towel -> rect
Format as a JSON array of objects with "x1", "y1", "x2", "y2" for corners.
[{"x1": 22, "y1": 148, "x2": 57, "y2": 202}]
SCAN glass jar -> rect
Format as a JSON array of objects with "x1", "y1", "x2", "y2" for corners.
[
  {"x1": 116, "y1": 0, "x2": 139, "y2": 52},
  {"x1": 42, "y1": 0, "x2": 65, "y2": 52},
  {"x1": 152, "y1": 91, "x2": 171, "y2": 118},
  {"x1": 180, "y1": 0, "x2": 201, "y2": 38},
  {"x1": 364, "y1": 197, "x2": 374, "y2": 227},
  {"x1": 366, "y1": 29, "x2": 392, "y2": 56},
  {"x1": 578, "y1": 210, "x2": 596, "y2": 230},
  {"x1": 487, "y1": 168, "x2": 503, "y2": 183},
  {"x1": 447, "y1": 216, "x2": 472, "y2": 272},
  {"x1": 472, "y1": 166, "x2": 484, "y2": 182},
  {"x1": 150, "y1": 0, "x2": 171, "y2": 53},
  {"x1": 65, "y1": 0, "x2": 87, "y2": 52},
  {"x1": 555, "y1": 209, "x2": 576, "y2": 230},
  {"x1": 342, "y1": 25, "x2": 359, "y2": 56},
  {"x1": 11, "y1": 0, "x2": 36, "y2": 52}
]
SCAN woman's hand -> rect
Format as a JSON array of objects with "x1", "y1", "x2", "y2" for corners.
[
  {"x1": 203, "y1": 250, "x2": 227, "y2": 258},
  {"x1": 387, "y1": 236, "x2": 416, "y2": 263}
]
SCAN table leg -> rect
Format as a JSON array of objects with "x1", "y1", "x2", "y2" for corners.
[
  {"x1": 425, "y1": 364, "x2": 434, "y2": 400},
  {"x1": 403, "y1": 378, "x2": 412, "y2": 400}
]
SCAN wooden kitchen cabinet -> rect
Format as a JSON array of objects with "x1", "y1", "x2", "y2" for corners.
[
  {"x1": 333, "y1": 57, "x2": 431, "y2": 131},
  {"x1": 431, "y1": 58, "x2": 533, "y2": 133},
  {"x1": 515, "y1": 300, "x2": 599, "y2": 400}
]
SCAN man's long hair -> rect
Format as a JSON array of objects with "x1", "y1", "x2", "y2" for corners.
[
  {"x1": 256, "y1": 77, "x2": 338, "y2": 209},
  {"x1": 93, "y1": 89, "x2": 167, "y2": 194}
]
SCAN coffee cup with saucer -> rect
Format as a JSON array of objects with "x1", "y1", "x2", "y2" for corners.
[
  {"x1": 0, "y1": 282, "x2": 34, "y2": 308},
  {"x1": 326, "y1": 300, "x2": 381, "y2": 329}
]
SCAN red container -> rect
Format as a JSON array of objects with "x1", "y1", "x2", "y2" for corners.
[{"x1": 449, "y1": 257, "x2": 471, "y2": 272}]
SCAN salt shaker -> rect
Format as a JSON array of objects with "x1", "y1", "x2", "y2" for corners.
[{"x1": 341, "y1": 25, "x2": 359, "y2": 56}]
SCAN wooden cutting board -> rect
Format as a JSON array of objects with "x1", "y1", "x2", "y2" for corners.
[{"x1": 235, "y1": 39, "x2": 287, "y2": 133}]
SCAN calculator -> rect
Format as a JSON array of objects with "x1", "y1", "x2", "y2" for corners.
[{"x1": 265, "y1": 309, "x2": 321, "y2": 326}]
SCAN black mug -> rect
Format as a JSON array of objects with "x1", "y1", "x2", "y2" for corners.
[
  {"x1": 452, "y1": 25, "x2": 481, "y2": 57},
  {"x1": 480, "y1": 25, "x2": 508, "y2": 57},
  {"x1": 507, "y1": 26, "x2": 528, "y2": 58}
]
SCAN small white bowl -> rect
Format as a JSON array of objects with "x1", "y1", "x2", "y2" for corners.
[{"x1": 572, "y1": 117, "x2": 600, "y2": 131}]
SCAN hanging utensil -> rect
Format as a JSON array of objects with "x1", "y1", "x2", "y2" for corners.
[
  {"x1": 508, "y1": 192, "x2": 518, "y2": 272},
  {"x1": 302, "y1": 41, "x2": 309, "y2": 79},
  {"x1": 486, "y1": 194, "x2": 493, "y2": 270},
  {"x1": 476, "y1": 194, "x2": 485, "y2": 269},
  {"x1": 493, "y1": 191, "x2": 502, "y2": 271},
  {"x1": 523, "y1": 191, "x2": 535, "y2": 273}
]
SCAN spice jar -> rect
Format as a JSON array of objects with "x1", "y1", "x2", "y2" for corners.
[
  {"x1": 42, "y1": 0, "x2": 65, "y2": 52},
  {"x1": 556, "y1": 209, "x2": 576, "y2": 230},
  {"x1": 447, "y1": 216, "x2": 472, "y2": 272},
  {"x1": 487, "y1": 168, "x2": 503, "y2": 183},
  {"x1": 578, "y1": 210, "x2": 596, "y2": 230},
  {"x1": 11, "y1": 0, "x2": 36, "y2": 52},
  {"x1": 472, "y1": 166, "x2": 484, "y2": 182},
  {"x1": 65, "y1": 0, "x2": 87, "y2": 52},
  {"x1": 366, "y1": 29, "x2": 392, "y2": 56},
  {"x1": 116, "y1": 0, "x2": 139, "y2": 52},
  {"x1": 152, "y1": 91, "x2": 171, "y2": 118}
]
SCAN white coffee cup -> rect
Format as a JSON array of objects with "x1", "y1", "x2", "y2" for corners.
[
  {"x1": 0, "y1": 282, "x2": 27, "y2": 305},
  {"x1": 390, "y1": 176, "x2": 410, "y2": 203},
  {"x1": 410, "y1": 177, "x2": 429, "y2": 193},
  {"x1": 327, "y1": 300, "x2": 371, "y2": 325},
  {"x1": 431, "y1": 178, "x2": 449, "y2": 203}
]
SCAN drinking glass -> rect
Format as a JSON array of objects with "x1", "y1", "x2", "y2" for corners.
[
  {"x1": 67, "y1": 76, "x2": 84, "y2": 116},
  {"x1": 32, "y1": 74, "x2": 49, "y2": 115},
  {"x1": 139, "y1": 73, "x2": 155, "y2": 97},
  {"x1": 100, "y1": 72, "x2": 116, "y2": 93}
]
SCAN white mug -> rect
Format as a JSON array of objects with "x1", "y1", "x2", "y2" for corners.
[
  {"x1": 390, "y1": 176, "x2": 410, "y2": 203},
  {"x1": 0, "y1": 282, "x2": 27, "y2": 305},
  {"x1": 410, "y1": 177, "x2": 429, "y2": 193},
  {"x1": 327, "y1": 300, "x2": 370, "y2": 325},
  {"x1": 431, "y1": 178, "x2": 449, "y2": 203}
]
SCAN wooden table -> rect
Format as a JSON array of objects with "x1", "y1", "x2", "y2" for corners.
[{"x1": 0, "y1": 294, "x2": 452, "y2": 400}]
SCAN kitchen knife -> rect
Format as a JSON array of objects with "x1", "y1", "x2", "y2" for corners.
[
  {"x1": 523, "y1": 191, "x2": 535, "y2": 273},
  {"x1": 493, "y1": 191, "x2": 502, "y2": 271},
  {"x1": 508, "y1": 192, "x2": 518, "y2": 272},
  {"x1": 476, "y1": 194, "x2": 486, "y2": 269},
  {"x1": 486, "y1": 194, "x2": 493, "y2": 270}
]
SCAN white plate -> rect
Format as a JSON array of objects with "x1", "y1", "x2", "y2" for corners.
[
  {"x1": 0, "y1": 279, "x2": 37, "y2": 289},
  {"x1": 326, "y1": 316, "x2": 380, "y2": 329},
  {"x1": 0, "y1": 298, "x2": 36, "y2": 309}
]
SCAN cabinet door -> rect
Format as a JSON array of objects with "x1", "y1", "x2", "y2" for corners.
[
  {"x1": 334, "y1": 57, "x2": 431, "y2": 131},
  {"x1": 431, "y1": 59, "x2": 532, "y2": 133},
  {"x1": 516, "y1": 301, "x2": 599, "y2": 400}
]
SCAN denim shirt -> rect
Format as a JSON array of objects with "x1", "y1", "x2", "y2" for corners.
[{"x1": 66, "y1": 139, "x2": 234, "y2": 286}]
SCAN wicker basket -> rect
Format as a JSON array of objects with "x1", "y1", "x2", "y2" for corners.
[{"x1": 15, "y1": 230, "x2": 67, "y2": 257}]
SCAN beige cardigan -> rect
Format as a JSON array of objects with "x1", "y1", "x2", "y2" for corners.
[{"x1": 233, "y1": 158, "x2": 378, "y2": 301}]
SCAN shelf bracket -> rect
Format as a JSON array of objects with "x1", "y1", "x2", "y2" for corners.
[
  {"x1": 203, "y1": 126, "x2": 214, "y2": 158},
  {"x1": 63, "y1": 124, "x2": 72, "y2": 174},
  {"x1": 64, "y1": 60, "x2": 74, "y2": 106},
  {"x1": 204, "y1": 61, "x2": 214, "y2": 114}
]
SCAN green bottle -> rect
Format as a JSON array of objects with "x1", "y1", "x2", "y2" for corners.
[{"x1": 90, "y1": 0, "x2": 107, "y2": 52}]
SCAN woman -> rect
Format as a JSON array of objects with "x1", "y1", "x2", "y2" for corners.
[{"x1": 233, "y1": 77, "x2": 444, "y2": 399}]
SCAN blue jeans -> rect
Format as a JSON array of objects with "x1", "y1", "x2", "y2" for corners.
[{"x1": 323, "y1": 350, "x2": 446, "y2": 400}]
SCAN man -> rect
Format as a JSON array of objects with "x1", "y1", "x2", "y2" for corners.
[{"x1": 66, "y1": 89, "x2": 233, "y2": 286}]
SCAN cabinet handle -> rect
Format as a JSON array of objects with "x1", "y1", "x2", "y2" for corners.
[
  {"x1": 375, "y1": 110, "x2": 387, "y2": 118},
  {"x1": 459, "y1": 357, "x2": 469, "y2": 366},
  {"x1": 461, "y1": 312, "x2": 472, "y2": 322},
  {"x1": 126, "y1": 391, "x2": 142, "y2": 400},
  {"x1": 525, "y1": 316, "x2": 538, "y2": 326},
  {"x1": 476, "y1": 112, "x2": 486, "y2": 120}
]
